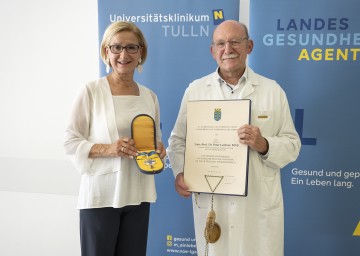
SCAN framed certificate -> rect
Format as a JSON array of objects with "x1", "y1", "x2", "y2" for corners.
[{"x1": 184, "y1": 100, "x2": 251, "y2": 196}]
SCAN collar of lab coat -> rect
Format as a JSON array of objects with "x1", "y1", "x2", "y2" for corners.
[{"x1": 211, "y1": 67, "x2": 259, "y2": 99}]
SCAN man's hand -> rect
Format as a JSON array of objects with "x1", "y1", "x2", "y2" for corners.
[
  {"x1": 237, "y1": 124, "x2": 268, "y2": 155},
  {"x1": 175, "y1": 172, "x2": 191, "y2": 198}
]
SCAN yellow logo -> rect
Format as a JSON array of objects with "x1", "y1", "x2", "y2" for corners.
[
  {"x1": 213, "y1": 10, "x2": 223, "y2": 20},
  {"x1": 212, "y1": 9, "x2": 224, "y2": 25},
  {"x1": 354, "y1": 221, "x2": 360, "y2": 236}
]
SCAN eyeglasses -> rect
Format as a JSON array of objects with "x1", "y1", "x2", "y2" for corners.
[
  {"x1": 212, "y1": 38, "x2": 249, "y2": 49},
  {"x1": 108, "y1": 44, "x2": 141, "y2": 54}
]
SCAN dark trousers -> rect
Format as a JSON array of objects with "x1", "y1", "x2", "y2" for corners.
[{"x1": 80, "y1": 202, "x2": 150, "y2": 256}]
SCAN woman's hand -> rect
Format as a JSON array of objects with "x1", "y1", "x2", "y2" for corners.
[
  {"x1": 106, "y1": 137, "x2": 138, "y2": 158},
  {"x1": 91, "y1": 138, "x2": 167, "y2": 160},
  {"x1": 156, "y1": 141, "x2": 166, "y2": 159}
]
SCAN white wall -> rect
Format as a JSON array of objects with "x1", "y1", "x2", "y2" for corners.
[{"x1": 0, "y1": 0, "x2": 99, "y2": 255}]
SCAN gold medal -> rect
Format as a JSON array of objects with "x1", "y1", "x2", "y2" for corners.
[
  {"x1": 205, "y1": 222, "x2": 221, "y2": 243},
  {"x1": 204, "y1": 210, "x2": 221, "y2": 243}
]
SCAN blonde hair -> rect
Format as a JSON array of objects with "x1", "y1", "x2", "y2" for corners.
[{"x1": 100, "y1": 21, "x2": 148, "y2": 66}]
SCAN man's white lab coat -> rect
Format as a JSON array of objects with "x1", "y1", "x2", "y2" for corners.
[{"x1": 167, "y1": 67, "x2": 301, "y2": 256}]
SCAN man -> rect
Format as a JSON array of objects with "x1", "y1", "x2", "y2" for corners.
[{"x1": 167, "y1": 20, "x2": 301, "y2": 256}]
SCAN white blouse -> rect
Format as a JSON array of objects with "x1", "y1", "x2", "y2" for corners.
[{"x1": 64, "y1": 77, "x2": 161, "y2": 209}]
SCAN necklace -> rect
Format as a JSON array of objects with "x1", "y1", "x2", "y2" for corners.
[{"x1": 203, "y1": 175, "x2": 223, "y2": 256}]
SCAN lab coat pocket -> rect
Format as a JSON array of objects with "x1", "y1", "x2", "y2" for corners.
[
  {"x1": 252, "y1": 111, "x2": 274, "y2": 136},
  {"x1": 261, "y1": 174, "x2": 282, "y2": 211}
]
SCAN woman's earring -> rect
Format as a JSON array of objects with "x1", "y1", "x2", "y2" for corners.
[
  {"x1": 106, "y1": 59, "x2": 111, "y2": 73},
  {"x1": 137, "y1": 58, "x2": 143, "y2": 73}
]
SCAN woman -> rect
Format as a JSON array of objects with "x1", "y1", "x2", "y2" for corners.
[{"x1": 63, "y1": 21, "x2": 165, "y2": 256}]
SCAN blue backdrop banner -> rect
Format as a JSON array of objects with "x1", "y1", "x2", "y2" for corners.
[
  {"x1": 249, "y1": 0, "x2": 360, "y2": 255},
  {"x1": 97, "y1": 1, "x2": 240, "y2": 255},
  {"x1": 97, "y1": 0, "x2": 360, "y2": 255}
]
